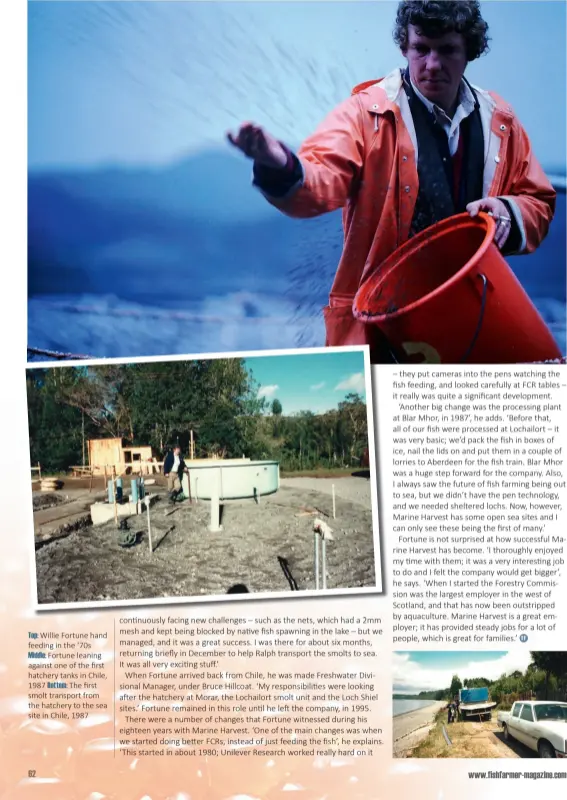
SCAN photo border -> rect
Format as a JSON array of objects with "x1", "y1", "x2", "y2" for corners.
[{"x1": 26, "y1": 344, "x2": 383, "y2": 611}]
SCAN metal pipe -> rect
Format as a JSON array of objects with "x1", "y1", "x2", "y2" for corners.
[
  {"x1": 321, "y1": 537, "x2": 327, "y2": 590},
  {"x1": 209, "y1": 475, "x2": 222, "y2": 532},
  {"x1": 314, "y1": 532, "x2": 320, "y2": 590}
]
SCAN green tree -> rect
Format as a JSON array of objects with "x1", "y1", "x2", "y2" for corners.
[
  {"x1": 530, "y1": 652, "x2": 567, "y2": 699},
  {"x1": 27, "y1": 369, "x2": 95, "y2": 473},
  {"x1": 449, "y1": 674, "x2": 463, "y2": 698},
  {"x1": 464, "y1": 676, "x2": 492, "y2": 688},
  {"x1": 337, "y1": 392, "x2": 368, "y2": 465},
  {"x1": 26, "y1": 360, "x2": 374, "y2": 478}
]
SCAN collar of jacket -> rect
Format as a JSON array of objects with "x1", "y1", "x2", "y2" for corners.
[
  {"x1": 351, "y1": 68, "x2": 516, "y2": 198},
  {"x1": 352, "y1": 68, "x2": 514, "y2": 115}
]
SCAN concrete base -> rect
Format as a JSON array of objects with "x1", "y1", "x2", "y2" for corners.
[{"x1": 90, "y1": 493, "x2": 157, "y2": 526}]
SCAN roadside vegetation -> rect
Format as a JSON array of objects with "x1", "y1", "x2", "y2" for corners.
[{"x1": 412, "y1": 710, "x2": 502, "y2": 758}]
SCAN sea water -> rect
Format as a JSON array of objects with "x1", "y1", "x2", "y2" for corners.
[{"x1": 393, "y1": 699, "x2": 438, "y2": 717}]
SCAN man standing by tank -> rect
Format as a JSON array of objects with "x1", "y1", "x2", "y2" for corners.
[
  {"x1": 163, "y1": 444, "x2": 187, "y2": 503},
  {"x1": 227, "y1": 1, "x2": 555, "y2": 358}
]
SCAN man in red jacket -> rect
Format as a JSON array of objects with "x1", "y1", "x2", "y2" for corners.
[{"x1": 227, "y1": 1, "x2": 555, "y2": 357}]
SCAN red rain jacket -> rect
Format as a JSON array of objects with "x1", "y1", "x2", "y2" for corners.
[{"x1": 259, "y1": 70, "x2": 556, "y2": 347}]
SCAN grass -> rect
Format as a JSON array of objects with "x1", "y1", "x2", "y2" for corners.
[{"x1": 412, "y1": 710, "x2": 502, "y2": 758}]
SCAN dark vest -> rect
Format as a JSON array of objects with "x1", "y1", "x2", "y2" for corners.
[{"x1": 402, "y1": 70, "x2": 485, "y2": 237}]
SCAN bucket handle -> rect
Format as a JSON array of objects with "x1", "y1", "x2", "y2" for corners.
[{"x1": 460, "y1": 273, "x2": 488, "y2": 363}]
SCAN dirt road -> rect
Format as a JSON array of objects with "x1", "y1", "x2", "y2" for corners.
[
  {"x1": 280, "y1": 475, "x2": 373, "y2": 509},
  {"x1": 33, "y1": 489, "x2": 106, "y2": 545}
]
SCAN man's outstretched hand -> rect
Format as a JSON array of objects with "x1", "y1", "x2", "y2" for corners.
[
  {"x1": 467, "y1": 197, "x2": 512, "y2": 250},
  {"x1": 227, "y1": 122, "x2": 288, "y2": 169}
]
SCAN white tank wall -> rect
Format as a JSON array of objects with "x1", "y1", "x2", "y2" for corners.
[{"x1": 181, "y1": 461, "x2": 279, "y2": 500}]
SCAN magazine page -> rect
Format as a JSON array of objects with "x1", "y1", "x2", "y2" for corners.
[{"x1": 2, "y1": 0, "x2": 567, "y2": 798}]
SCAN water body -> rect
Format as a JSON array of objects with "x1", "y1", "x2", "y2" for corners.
[
  {"x1": 393, "y1": 698, "x2": 438, "y2": 717},
  {"x1": 27, "y1": 155, "x2": 566, "y2": 360}
]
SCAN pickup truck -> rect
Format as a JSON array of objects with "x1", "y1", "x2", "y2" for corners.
[{"x1": 498, "y1": 701, "x2": 567, "y2": 758}]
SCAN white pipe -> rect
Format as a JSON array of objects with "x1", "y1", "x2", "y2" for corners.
[
  {"x1": 314, "y1": 532, "x2": 320, "y2": 590},
  {"x1": 195, "y1": 476, "x2": 198, "y2": 504},
  {"x1": 321, "y1": 538, "x2": 327, "y2": 590}
]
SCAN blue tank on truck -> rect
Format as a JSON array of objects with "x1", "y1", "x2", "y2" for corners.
[{"x1": 459, "y1": 687, "x2": 489, "y2": 703}]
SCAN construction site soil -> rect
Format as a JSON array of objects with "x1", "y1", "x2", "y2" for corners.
[{"x1": 34, "y1": 476, "x2": 377, "y2": 604}]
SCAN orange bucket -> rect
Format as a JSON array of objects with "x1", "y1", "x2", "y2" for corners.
[{"x1": 353, "y1": 212, "x2": 562, "y2": 363}]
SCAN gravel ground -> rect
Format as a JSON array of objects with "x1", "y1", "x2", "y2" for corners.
[
  {"x1": 280, "y1": 475, "x2": 373, "y2": 508},
  {"x1": 32, "y1": 492, "x2": 65, "y2": 511},
  {"x1": 35, "y1": 478, "x2": 378, "y2": 604}
]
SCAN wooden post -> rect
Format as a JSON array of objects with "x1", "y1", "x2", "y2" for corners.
[
  {"x1": 147, "y1": 498, "x2": 153, "y2": 554},
  {"x1": 190, "y1": 429, "x2": 194, "y2": 461},
  {"x1": 112, "y1": 466, "x2": 118, "y2": 527},
  {"x1": 89, "y1": 468, "x2": 94, "y2": 493}
]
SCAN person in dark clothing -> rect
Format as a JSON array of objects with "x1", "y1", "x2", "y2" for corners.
[
  {"x1": 447, "y1": 701, "x2": 457, "y2": 723},
  {"x1": 163, "y1": 445, "x2": 187, "y2": 503}
]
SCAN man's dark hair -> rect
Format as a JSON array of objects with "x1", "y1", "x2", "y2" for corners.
[{"x1": 393, "y1": 1, "x2": 490, "y2": 61}]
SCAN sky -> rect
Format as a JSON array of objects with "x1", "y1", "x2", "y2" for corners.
[
  {"x1": 393, "y1": 650, "x2": 534, "y2": 695},
  {"x1": 243, "y1": 349, "x2": 367, "y2": 414},
  {"x1": 28, "y1": 0, "x2": 566, "y2": 174}
]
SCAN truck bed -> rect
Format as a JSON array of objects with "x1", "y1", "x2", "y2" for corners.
[{"x1": 460, "y1": 701, "x2": 497, "y2": 712}]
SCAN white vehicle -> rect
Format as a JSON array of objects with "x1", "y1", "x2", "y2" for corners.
[
  {"x1": 459, "y1": 698, "x2": 497, "y2": 722},
  {"x1": 497, "y1": 701, "x2": 567, "y2": 758}
]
